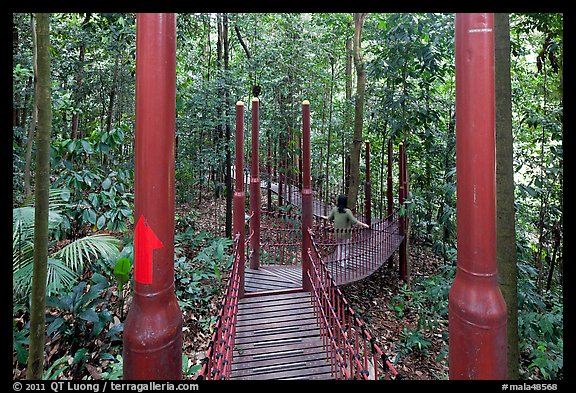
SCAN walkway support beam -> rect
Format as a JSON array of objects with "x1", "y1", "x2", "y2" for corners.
[
  {"x1": 123, "y1": 13, "x2": 182, "y2": 380},
  {"x1": 249, "y1": 98, "x2": 261, "y2": 270},
  {"x1": 301, "y1": 100, "x2": 312, "y2": 291},
  {"x1": 449, "y1": 13, "x2": 507, "y2": 379},
  {"x1": 234, "y1": 101, "x2": 246, "y2": 298}
]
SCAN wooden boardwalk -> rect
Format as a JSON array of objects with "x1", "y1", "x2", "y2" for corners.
[{"x1": 231, "y1": 292, "x2": 333, "y2": 380}]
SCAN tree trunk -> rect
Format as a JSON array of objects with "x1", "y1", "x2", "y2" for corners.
[
  {"x1": 347, "y1": 12, "x2": 367, "y2": 211},
  {"x1": 324, "y1": 55, "x2": 335, "y2": 206},
  {"x1": 106, "y1": 56, "x2": 119, "y2": 133},
  {"x1": 495, "y1": 13, "x2": 520, "y2": 380},
  {"x1": 71, "y1": 13, "x2": 90, "y2": 140},
  {"x1": 223, "y1": 13, "x2": 233, "y2": 238},
  {"x1": 26, "y1": 12, "x2": 52, "y2": 380},
  {"x1": 24, "y1": 13, "x2": 38, "y2": 200}
]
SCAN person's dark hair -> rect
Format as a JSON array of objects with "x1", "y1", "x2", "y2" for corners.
[{"x1": 337, "y1": 194, "x2": 348, "y2": 213}]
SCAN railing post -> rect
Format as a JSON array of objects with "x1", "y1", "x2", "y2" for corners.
[
  {"x1": 249, "y1": 98, "x2": 261, "y2": 270},
  {"x1": 234, "y1": 101, "x2": 246, "y2": 298},
  {"x1": 449, "y1": 12, "x2": 507, "y2": 379},
  {"x1": 123, "y1": 13, "x2": 182, "y2": 380},
  {"x1": 365, "y1": 141, "x2": 371, "y2": 227},
  {"x1": 301, "y1": 100, "x2": 312, "y2": 291},
  {"x1": 267, "y1": 138, "x2": 272, "y2": 211},
  {"x1": 386, "y1": 139, "x2": 394, "y2": 268},
  {"x1": 398, "y1": 143, "x2": 407, "y2": 281}
]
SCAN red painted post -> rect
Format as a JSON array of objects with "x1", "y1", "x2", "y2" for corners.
[
  {"x1": 249, "y1": 97, "x2": 261, "y2": 270},
  {"x1": 301, "y1": 100, "x2": 312, "y2": 291},
  {"x1": 364, "y1": 141, "x2": 371, "y2": 227},
  {"x1": 386, "y1": 140, "x2": 394, "y2": 268},
  {"x1": 449, "y1": 13, "x2": 507, "y2": 379},
  {"x1": 123, "y1": 13, "x2": 182, "y2": 380},
  {"x1": 386, "y1": 139, "x2": 393, "y2": 218},
  {"x1": 398, "y1": 143, "x2": 407, "y2": 281},
  {"x1": 267, "y1": 139, "x2": 272, "y2": 211},
  {"x1": 234, "y1": 101, "x2": 246, "y2": 298}
]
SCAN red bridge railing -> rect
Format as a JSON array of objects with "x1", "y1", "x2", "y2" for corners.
[
  {"x1": 256, "y1": 210, "x2": 302, "y2": 266},
  {"x1": 199, "y1": 234, "x2": 241, "y2": 380},
  {"x1": 311, "y1": 210, "x2": 402, "y2": 285},
  {"x1": 307, "y1": 227, "x2": 399, "y2": 380}
]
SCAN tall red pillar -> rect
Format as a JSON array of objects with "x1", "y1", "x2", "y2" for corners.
[
  {"x1": 386, "y1": 139, "x2": 393, "y2": 218},
  {"x1": 301, "y1": 100, "x2": 312, "y2": 291},
  {"x1": 386, "y1": 140, "x2": 394, "y2": 268},
  {"x1": 234, "y1": 101, "x2": 246, "y2": 298},
  {"x1": 249, "y1": 98, "x2": 261, "y2": 270},
  {"x1": 398, "y1": 143, "x2": 407, "y2": 281},
  {"x1": 449, "y1": 13, "x2": 507, "y2": 379},
  {"x1": 365, "y1": 141, "x2": 372, "y2": 227},
  {"x1": 123, "y1": 13, "x2": 182, "y2": 380}
]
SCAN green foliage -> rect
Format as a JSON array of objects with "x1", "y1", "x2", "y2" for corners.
[
  {"x1": 12, "y1": 189, "x2": 121, "y2": 301},
  {"x1": 174, "y1": 230, "x2": 233, "y2": 318},
  {"x1": 100, "y1": 355, "x2": 124, "y2": 380},
  {"x1": 113, "y1": 257, "x2": 132, "y2": 290}
]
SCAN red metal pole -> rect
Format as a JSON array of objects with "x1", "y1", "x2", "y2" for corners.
[
  {"x1": 267, "y1": 139, "x2": 272, "y2": 211},
  {"x1": 365, "y1": 141, "x2": 371, "y2": 227},
  {"x1": 386, "y1": 139, "x2": 393, "y2": 218},
  {"x1": 249, "y1": 98, "x2": 261, "y2": 270},
  {"x1": 234, "y1": 101, "x2": 246, "y2": 298},
  {"x1": 398, "y1": 143, "x2": 407, "y2": 281},
  {"x1": 123, "y1": 13, "x2": 182, "y2": 380},
  {"x1": 449, "y1": 13, "x2": 507, "y2": 379},
  {"x1": 301, "y1": 100, "x2": 312, "y2": 291},
  {"x1": 386, "y1": 140, "x2": 394, "y2": 268}
]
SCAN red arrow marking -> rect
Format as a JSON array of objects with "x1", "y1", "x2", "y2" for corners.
[{"x1": 134, "y1": 215, "x2": 163, "y2": 284}]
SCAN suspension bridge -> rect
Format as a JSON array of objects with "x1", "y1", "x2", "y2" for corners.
[
  {"x1": 123, "y1": 13, "x2": 509, "y2": 381},
  {"x1": 198, "y1": 99, "x2": 406, "y2": 380}
]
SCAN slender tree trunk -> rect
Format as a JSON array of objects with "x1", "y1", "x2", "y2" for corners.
[
  {"x1": 223, "y1": 13, "x2": 233, "y2": 238},
  {"x1": 106, "y1": 56, "x2": 119, "y2": 133},
  {"x1": 343, "y1": 19, "x2": 353, "y2": 194},
  {"x1": 24, "y1": 13, "x2": 38, "y2": 200},
  {"x1": 495, "y1": 13, "x2": 519, "y2": 380},
  {"x1": 71, "y1": 13, "x2": 90, "y2": 140},
  {"x1": 27, "y1": 13, "x2": 52, "y2": 380},
  {"x1": 324, "y1": 56, "x2": 335, "y2": 206},
  {"x1": 347, "y1": 12, "x2": 367, "y2": 211}
]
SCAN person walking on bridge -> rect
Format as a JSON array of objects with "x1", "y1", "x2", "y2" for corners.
[{"x1": 322, "y1": 194, "x2": 369, "y2": 268}]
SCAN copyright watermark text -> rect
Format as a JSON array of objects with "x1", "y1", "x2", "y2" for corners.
[{"x1": 13, "y1": 381, "x2": 199, "y2": 393}]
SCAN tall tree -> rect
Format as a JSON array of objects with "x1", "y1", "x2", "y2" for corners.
[
  {"x1": 26, "y1": 13, "x2": 52, "y2": 380},
  {"x1": 347, "y1": 12, "x2": 367, "y2": 211},
  {"x1": 24, "y1": 13, "x2": 38, "y2": 199},
  {"x1": 495, "y1": 12, "x2": 519, "y2": 379}
]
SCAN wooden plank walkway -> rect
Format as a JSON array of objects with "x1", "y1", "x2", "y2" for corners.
[
  {"x1": 244, "y1": 266, "x2": 301, "y2": 294},
  {"x1": 231, "y1": 292, "x2": 333, "y2": 380}
]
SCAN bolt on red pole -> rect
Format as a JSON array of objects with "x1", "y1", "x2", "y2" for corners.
[
  {"x1": 234, "y1": 101, "x2": 246, "y2": 298},
  {"x1": 123, "y1": 13, "x2": 182, "y2": 380},
  {"x1": 449, "y1": 13, "x2": 507, "y2": 379},
  {"x1": 365, "y1": 141, "x2": 371, "y2": 227},
  {"x1": 249, "y1": 97, "x2": 261, "y2": 270},
  {"x1": 301, "y1": 100, "x2": 312, "y2": 291}
]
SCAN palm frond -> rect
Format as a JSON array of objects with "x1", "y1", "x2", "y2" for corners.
[
  {"x1": 52, "y1": 233, "x2": 121, "y2": 273},
  {"x1": 13, "y1": 258, "x2": 79, "y2": 299}
]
